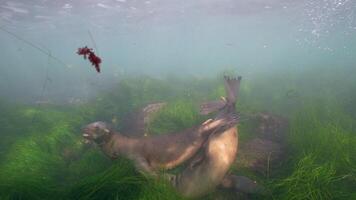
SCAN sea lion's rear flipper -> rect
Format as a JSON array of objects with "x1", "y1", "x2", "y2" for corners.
[
  {"x1": 199, "y1": 76, "x2": 242, "y2": 115},
  {"x1": 224, "y1": 76, "x2": 242, "y2": 104}
]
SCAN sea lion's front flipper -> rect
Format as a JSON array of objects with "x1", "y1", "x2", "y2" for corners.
[
  {"x1": 198, "y1": 112, "x2": 239, "y2": 135},
  {"x1": 188, "y1": 151, "x2": 206, "y2": 170},
  {"x1": 134, "y1": 156, "x2": 156, "y2": 175}
]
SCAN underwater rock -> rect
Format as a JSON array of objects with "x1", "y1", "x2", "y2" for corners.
[
  {"x1": 236, "y1": 138, "x2": 284, "y2": 175},
  {"x1": 61, "y1": 143, "x2": 90, "y2": 166},
  {"x1": 236, "y1": 113, "x2": 288, "y2": 176},
  {"x1": 220, "y1": 175, "x2": 265, "y2": 194},
  {"x1": 256, "y1": 112, "x2": 288, "y2": 142}
]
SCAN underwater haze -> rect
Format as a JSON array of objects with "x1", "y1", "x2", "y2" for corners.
[
  {"x1": 0, "y1": 0, "x2": 355, "y2": 103},
  {"x1": 0, "y1": 0, "x2": 356, "y2": 200}
]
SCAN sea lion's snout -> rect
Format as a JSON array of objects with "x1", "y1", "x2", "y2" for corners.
[
  {"x1": 82, "y1": 124, "x2": 95, "y2": 144},
  {"x1": 82, "y1": 127, "x2": 92, "y2": 144}
]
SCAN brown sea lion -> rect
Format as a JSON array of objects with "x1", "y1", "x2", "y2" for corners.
[
  {"x1": 173, "y1": 76, "x2": 241, "y2": 197},
  {"x1": 82, "y1": 112, "x2": 238, "y2": 174}
]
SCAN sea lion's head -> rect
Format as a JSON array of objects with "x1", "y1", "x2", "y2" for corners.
[{"x1": 82, "y1": 121, "x2": 112, "y2": 145}]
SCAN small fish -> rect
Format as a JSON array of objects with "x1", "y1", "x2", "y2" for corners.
[
  {"x1": 225, "y1": 43, "x2": 234, "y2": 47},
  {"x1": 77, "y1": 46, "x2": 102, "y2": 73},
  {"x1": 111, "y1": 116, "x2": 118, "y2": 125}
]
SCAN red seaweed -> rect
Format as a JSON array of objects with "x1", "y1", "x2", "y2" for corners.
[{"x1": 77, "y1": 46, "x2": 102, "y2": 73}]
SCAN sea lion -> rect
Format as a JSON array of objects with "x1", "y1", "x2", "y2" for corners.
[
  {"x1": 173, "y1": 76, "x2": 241, "y2": 197},
  {"x1": 82, "y1": 112, "x2": 238, "y2": 174}
]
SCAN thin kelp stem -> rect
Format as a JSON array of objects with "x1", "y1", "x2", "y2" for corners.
[
  {"x1": 32, "y1": 52, "x2": 52, "y2": 123},
  {"x1": 38, "y1": 51, "x2": 52, "y2": 103},
  {"x1": 88, "y1": 30, "x2": 99, "y2": 55},
  {"x1": 0, "y1": 26, "x2": 68, "y2": 68}
]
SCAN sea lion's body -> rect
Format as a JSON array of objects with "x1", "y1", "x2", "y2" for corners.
[
  {"x1": 83, "y1": 114, "x2": 237, "y2": 173},
  {"x1": 175, "y1": 126, "x2": 238, "y2": 197},
  {"x1": 174, "y1": 76, "x2": 241, "y2": 197}
]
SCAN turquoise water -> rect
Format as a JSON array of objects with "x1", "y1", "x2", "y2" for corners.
[{"x1": 1, "y1": 0, "x2": 355, "y2": 103}]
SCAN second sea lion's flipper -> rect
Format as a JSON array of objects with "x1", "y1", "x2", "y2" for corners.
[
  {"x1": 188, "y1": 151, "x2": 206, "y2": 170},
  {"x1": 199, "y1": 98, "x2": 226, "y2": 115},
  {"x1": 134, "y1": 156, "x2": 156, "y2": 176},
  {"x1": 198, "y1": 112, "x2": 239, "y2": 135}
]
